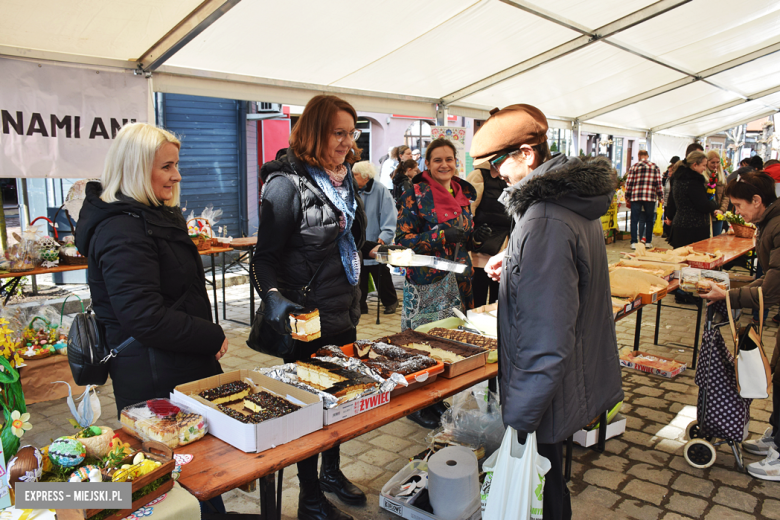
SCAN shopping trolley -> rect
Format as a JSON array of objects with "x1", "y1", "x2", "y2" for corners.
[{"x1": 683, "y1": 302, "x2": 749, "y2": 471}]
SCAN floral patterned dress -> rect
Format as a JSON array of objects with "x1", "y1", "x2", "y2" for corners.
[{"x1": 395, "y1": 174, "x2": 477, "y2": 329}]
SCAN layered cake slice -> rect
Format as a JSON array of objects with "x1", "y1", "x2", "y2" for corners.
[
  {"x1": 427, "y1": 328, "x2": 498, "y2": 350},
  {"x1": 296, "y1": 360, "x2": 378, "y2": 401},
  {"x1": 178, "y1": 413, "x2": 207, "y2": 445},
  {"x1": 290, "y1": 309, "x2": 321, "y2": 342},
  {"x1": 243, "y1": 391, "x2": 301, "y2": 416},
  {"x1": 314, "y1": 345, "x2": 349, "y2": 359},
  {"x1": 199, "y1": 381, "x2": 251, "y2": 404},
  {"x1": 379, "y1": 330, "x2": 484, "y2": 363}
]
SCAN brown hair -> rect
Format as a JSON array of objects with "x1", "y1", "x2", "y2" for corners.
[
  {"x1": 532, "y1": 141, "x2": 552, "y2": 166},
  {"x1": 685, "y1": 142, "x2": 704, "y2": 156},
  {"x1": 425, "y1": 138, "x2": 457, "y2": 162},
  {"x1": 289, "y1": 95, "x2": 362, "y2": 168},
  {"x1": 726, "y1": 171, "x2": 777, "y2": 206},
  {"x1": 638, "y1": 150, "x2": 649, "y2": 158},
  {"x1": 392, "y1": 145, "x2": 410, "y2": 161},
  {"x1": 393, "y1": 159, "x2": 418, "y2": 180}
]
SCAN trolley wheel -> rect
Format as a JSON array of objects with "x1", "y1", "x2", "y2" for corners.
[
  {"x1": 686, "y1": 420, "x2": 701, "y2": 440},
  {"x1": 684, "y1": 439, "x2": 717, "y2": 469}
]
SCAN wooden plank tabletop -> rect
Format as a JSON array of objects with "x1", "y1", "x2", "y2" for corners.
[
  {"x1": 0, "y1": 263, "x2": 87, "y2": 279},
  {"x1": 118, "y1": 363, "x2": 498, "y2": 500},
  {"x1": 229, "y1": 237, "x2": 257, "y2": 249},
  {"x1": 690, "y1": 234, "x2": 755, "y2": 266},
  {"x1": 198, "y1": 246, "x2": 233, "y2": 255}
]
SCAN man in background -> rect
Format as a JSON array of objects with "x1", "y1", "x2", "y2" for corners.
[{"x1": 625, "y1": 150, "x2": 663, "y2": 249}]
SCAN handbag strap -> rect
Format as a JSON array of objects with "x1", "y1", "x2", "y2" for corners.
[
  {"x1": 725, "y1": 293, "x2": 739, "y2": 354},
  {"x1": 100, "y1": 335, "x2": 135, "y2": 364},
  {"x1": 759, "y1": 287, "x2": 764, "y2": 337},
  {"x1": 726, "y1": 286, "x2": 765, "y2": 356},
  {"x1": 301, "y1": 239, "x2": 339, "y2": 295}
]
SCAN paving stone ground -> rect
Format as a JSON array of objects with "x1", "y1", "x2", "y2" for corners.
[{"x1": 23, "y1": 235, "x2": 780, "y2": 519}]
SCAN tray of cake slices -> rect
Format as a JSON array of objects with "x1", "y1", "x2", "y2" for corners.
[
  {"x1": 320, "y1": 342, "x2": 445, "y2": 397},
  {"x1": 376, "y1": 330, "x2": 489, "y2": 379},
  {"x1": 375, "y1": 250, "x2": 467, "y2": 274},
  {"x1": 171, "y1": 370, "x2": 323, "y2": 453},
  {"x1": 120, "y1": 398, "x2": 208, "y2": 449},
  {"x1": 255, "y1": 355, "x2": 402, "y2": 425},
  {"x1": 423, "y1": 328, "x2": 498, "y2": 351}
]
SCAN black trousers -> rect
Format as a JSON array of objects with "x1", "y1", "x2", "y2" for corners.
[
  {"x1": 284, "y1": 328, "x2": 357, "y2": 482},
  {"x1": 359, "y1": 263, "x2": 398, "y2": 308},
  {"x1": 472, "y1": 267, "x2": 499, "y2": 307},
  {"x1": 770, "y1": 378, "x2": 780, "y2": 445},
  {"x1": 537, "y1": 441, "x2": 572, "y2": 520}
]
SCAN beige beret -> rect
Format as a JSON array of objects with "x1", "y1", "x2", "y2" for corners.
[{"x1": 470, "y1": 104, "x2": 549, "y2": 163}]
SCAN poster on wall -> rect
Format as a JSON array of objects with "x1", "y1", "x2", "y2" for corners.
[
  {"x1": 431, "y1": 126, "x2": 467, "y2": 178},
  {"x1": 0, "y1": 57, "x2": 148, "y2": 178}
]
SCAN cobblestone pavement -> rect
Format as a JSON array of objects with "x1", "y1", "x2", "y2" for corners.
[{"x1": 24, "y1": 236, "x2": 780, "y2": 519}]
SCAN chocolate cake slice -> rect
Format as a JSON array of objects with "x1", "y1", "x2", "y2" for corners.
[{"x1": 199, "y1": 381, "x2": 251, "y2": 404}]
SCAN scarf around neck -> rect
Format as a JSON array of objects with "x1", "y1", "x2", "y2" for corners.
[
  {"x1": 304, "y1": 163, "x2": 360, "y2": 286},
  {"x1": 422, "y1": 171, "x2": 470, "y2": 224}
]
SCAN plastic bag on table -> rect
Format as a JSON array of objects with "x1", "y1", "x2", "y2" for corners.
[
  {"x1": 427, "y1": 388, "x2": 505, "y2": 461},
  {"x1": 483, "y1": 428, "x2": 550, "y2": 520},
  {"x1": 6, "y1": 227, "x2": 44, "y2": 272}
]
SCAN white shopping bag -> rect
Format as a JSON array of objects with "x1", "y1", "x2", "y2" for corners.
[{"x1": 483, "y1": 428, "x2": 551, "y2": 520}]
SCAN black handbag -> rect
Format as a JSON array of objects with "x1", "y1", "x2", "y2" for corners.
[
  {"x1": 67, "y1": 300, "x2": 135, "y2": 386},
  {"x1": 247, "y1": 242, "x2": 336, "y2": 358}
]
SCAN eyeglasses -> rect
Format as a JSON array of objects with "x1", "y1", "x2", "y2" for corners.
[
  {"x1": 334, "y1": 129, "x2": 361, "y2": 142},
  {"x1": 490, "y1": 149, "x2": 522, "y2": 169}
]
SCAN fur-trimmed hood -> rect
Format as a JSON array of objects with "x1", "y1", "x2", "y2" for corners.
[{"x1": 504, "y1": 154, "x2": 615, "y2": 221}]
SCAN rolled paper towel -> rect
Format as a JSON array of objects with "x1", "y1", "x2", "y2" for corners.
[{"x1": 428, "y1": 446, "x2": 479, "y2": 520}]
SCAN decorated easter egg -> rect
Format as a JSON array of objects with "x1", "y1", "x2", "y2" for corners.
[
  {"x1": 7, "y1": 445, "x2": 43, "y2": 490},
  {"x1": 40, "y1": 445, "x2": 53, "y2": 473},
  {"x1": 49, "y1": 437, "x2": 86, "y2": 467},
  {"x1": 69, "y1": 464, "x2": 101, "y2": 482}
]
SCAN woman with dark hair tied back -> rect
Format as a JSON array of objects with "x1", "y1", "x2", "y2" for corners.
[
  {"x1": 391, "y1": 158, "x2": 419, "y2": 206},
  {"x1": 661, "y1": 155, "x2": 680, "y2": 238},
  {"x1": 665, "y1": 150, "x2": 720, "y2": 248},
  {"x1": 700, "y1": 171, "x2": 780, "y2": 481},
  {"x1": 251, "y1": 94, "x2": 379, "y2": 520}
]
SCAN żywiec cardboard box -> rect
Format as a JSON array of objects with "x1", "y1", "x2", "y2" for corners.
[
  {"x1": 171, "y1": 370, "x2": 322, "y2": 453},
  {"x1": 322, "y1": 389, "x2": 391, "y2": 425}
]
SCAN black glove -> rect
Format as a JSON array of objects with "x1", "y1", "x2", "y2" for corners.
[
  {"x1": 263, "y1": 290, "x2": 304, "y2": 335},
  {"x1": 472, "y1": 223, "x2": 493, "y2": 244},
  {"x1": 377, "y1": 245, "x2": 406, "y2": 254},
  {"x1": 517, "y1": 430, "x2": 528, "y2": 445},
  {"x1": 443, "y1": 227, "x2": 466, "y2": 245}
]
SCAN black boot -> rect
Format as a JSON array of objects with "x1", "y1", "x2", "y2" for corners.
[
  {"x1": 407, "y1": 408, "x2": 440, "y2": 429},
  {"x1": 298, "y1": 477, "x2": 353, "y2": 520},
  {"x1": 319, "y1": 448, "x2": 366, "y2": 505}
]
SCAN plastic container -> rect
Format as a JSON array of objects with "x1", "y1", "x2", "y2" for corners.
[
  {"x1": 120, "y1": 398, "x2": 208, "y2": 448},
  {"x1": 339, "y1": 344, "x2": 444, "y2": 397},
  {"x1": 376, "y1": 252, "x2": 467, "y2": 274}
]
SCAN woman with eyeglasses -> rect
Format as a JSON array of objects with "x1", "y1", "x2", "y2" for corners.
[{"x1": 250, "y1": 95, "x2": 371, "y2": 520}]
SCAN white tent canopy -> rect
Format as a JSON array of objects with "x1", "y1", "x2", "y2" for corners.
[{"x1": 3, "y1": 0, "x2": 780, "y2": 139}]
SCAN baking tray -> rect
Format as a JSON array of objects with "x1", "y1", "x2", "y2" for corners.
[
  {"x1": 377, "y1": 331, "x2": 488, "y2": 379},
  {"x1": 375, "y1": 252, "x2": 467, "y2": 274},
  {"x1": 337, "y1": 344, "x2": 443, "y2": 397}
]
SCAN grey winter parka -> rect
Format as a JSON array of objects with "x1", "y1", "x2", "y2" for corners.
[{"x1": 497, "y1": 155, "x2": 624, "y2": 444}]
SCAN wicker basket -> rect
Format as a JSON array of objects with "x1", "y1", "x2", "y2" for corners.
[
  {"x1": 731, "y1": 223, "x2": 756, "y2": 238},
  {"x1": 188, "y1": 218, "x2": 213, "y2": 251},
  {"x1": 191, "y1": 235, "x2": 211, "y2": 251},
  {"x1": 50, "y1": 206, "x2": 89, "y2": 264}
]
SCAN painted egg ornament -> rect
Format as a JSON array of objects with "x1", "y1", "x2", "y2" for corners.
[
  {"x1": 69, "y1": 465, "x2": 102, "y2": 482},
  {"x1": 7, "y1": 445, "x2": 43, "y2": 490},
  {"x1": 49, "y1": 437, "x2": 86, "y2": 467}
]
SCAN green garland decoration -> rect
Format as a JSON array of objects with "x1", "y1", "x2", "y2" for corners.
[{"x1": 0, "y1": 355, "x2": 27, "y2": 463}]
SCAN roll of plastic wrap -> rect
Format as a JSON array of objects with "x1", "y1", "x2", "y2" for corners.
[{"x1": 428, "y1": 446, "x2": 480, "y2": 520}]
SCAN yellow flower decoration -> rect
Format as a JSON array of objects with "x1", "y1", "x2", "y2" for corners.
[{"x1": 10, "y1": 410, "x2": 32, "y2": 438}]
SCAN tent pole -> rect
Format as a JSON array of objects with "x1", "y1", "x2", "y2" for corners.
[{"x1": 572, "y1": 120, "x2": 581, "y2": 156}]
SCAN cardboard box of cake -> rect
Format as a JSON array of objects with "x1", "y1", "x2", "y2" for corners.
[
  {"x1": 609, "y1": 267, "x2": 669, "y2": 301},
  {"x1": 171, "y1": 370, "x2": 322, "y2": 453}
]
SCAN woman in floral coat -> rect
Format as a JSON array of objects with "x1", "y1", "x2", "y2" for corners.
[{"x1": 395, "y1": 138, "x2": 491, "y2": 330}]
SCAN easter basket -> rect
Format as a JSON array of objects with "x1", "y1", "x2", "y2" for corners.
[
  {"x1": 30, "y1": 216, "x2": 60, "y2": 265},
  {"x1": 731, "y1": 223, "x2": 756, "y2": 239},
  {"x1": 188, "y1": 217, "x2": 213, "y2": 251},
  {"x1": 19, "y1": 316, "x2": 59, "y2": 360},
  {"x1": 86, "y1": 441, "x2": 176, "y2": 520},
  {"x1": 53, "y1": 207, "x2": 89, "y2": 265}
]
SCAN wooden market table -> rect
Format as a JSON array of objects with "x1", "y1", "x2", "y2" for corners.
[
  {"x1": 620, "y1": 233, "x2": 756, "y2": 368},
  {"x1": 198, "y1": 246, "x2": 233, "y2": 325},
  {"x1": 117, "y1": 363, "x2": 498, "y2": 518},
  {"x1": 0, "y1": 264, "x2": 87, "y2": 304}
]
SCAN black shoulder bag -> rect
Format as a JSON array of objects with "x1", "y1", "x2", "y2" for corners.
[
  {"x1": 247, "y1": 242, "x2": 336, "y2": 358},
  {"x1": 66, "y1": 295, "x2": 135, "y2": 386}
]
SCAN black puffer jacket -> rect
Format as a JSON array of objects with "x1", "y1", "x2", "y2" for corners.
[
  {"x1": 251, "y1": 150, "x2": 366, "y2": 340},
  {"x1": 76, "y1": 182, "x2": 224, "y2": 414},
  {"x1": 666, "y1": 165, "x2": 718, "y2": 248}
]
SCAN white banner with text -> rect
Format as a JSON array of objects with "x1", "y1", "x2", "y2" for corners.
[{"x1": 0, "y1": 58, "x2": 148, "y2": 178}]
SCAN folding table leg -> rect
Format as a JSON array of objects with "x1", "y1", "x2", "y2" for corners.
[
  {"x1": 222, "y1": 251, "x2": 227, "y2": 320},
  {"x1": 259, "y1": 473, "x2": 278, "y2": 520},
  {"x1": 277, "y1": 468, "x2": 284, "y2": 520},
  {"x1": 249, "y1": 248, "x2": 256, "y2": 325},
  {"x1": 633, "y1": 307, "x2": 643, "y2": 351},
  {"x1": 211, "y1": 253, "x2": 219, "y2": 325},
  {"x1": 654, "y1": 299, "x2": 662, "y2": 345},
  {"x1": 376, "y1": 268, "x2": 381, "y2": 325},
  {"x1": 596, "y1": 411, "x2": 608, "y2": 453},
  {"x1": 564, "y1": 436, "x2": 573, "y2": 483}
]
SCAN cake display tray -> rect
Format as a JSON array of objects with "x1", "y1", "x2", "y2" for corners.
[
  {"x1": 378, "y1": 331, "x2": 488, "y2": 379},
  {"x1": 375, "y1": 252, "x2": 467, "y2": 274}
]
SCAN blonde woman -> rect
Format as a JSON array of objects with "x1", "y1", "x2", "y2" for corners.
[
  {"x1": 75, "y1": 123, "x2": 228, "y2": 416},
  {"x1": 665, "y1": 150, "x2": 719, "y2": 248},
  {"x1": 707, "y1": 150, "x2": 729, "y2": 235}
]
